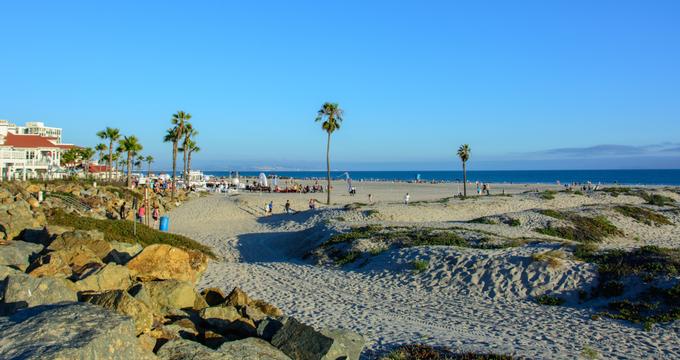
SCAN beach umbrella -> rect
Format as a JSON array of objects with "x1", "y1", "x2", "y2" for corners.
[{"x1": 258, "y1": 172, "x2": 268, "y2": 187}]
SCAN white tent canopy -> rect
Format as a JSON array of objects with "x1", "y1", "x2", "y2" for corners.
[{"x1": 258, "y1": 172, "x2": 268, "y2": 187}]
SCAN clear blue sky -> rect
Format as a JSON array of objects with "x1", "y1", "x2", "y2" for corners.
[{"x1": 1, "y1": 1, "x2": 679, "y2": 170}]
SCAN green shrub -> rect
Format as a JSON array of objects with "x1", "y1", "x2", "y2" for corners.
[
  {"x1": 335, "y1": 251, "x2": 361, "y2": 265},
  {"x1": 506, "y1": 218, "x2": 521, "y2": 227},
  {"x1": 613, "y1": 205, "x2": 672, "y2": 226},
  {"x1": 382, "y1": 344, "x2": 515, "y2": 360},
  {"x1": 47, "y1": 209, "x2": 215, "y2": 257},
  {"x1": 537, "y1": 209, "x2": 565, "y2": 219},
  {"x1": 535, "y1": 295, "x2": 565, "y2": 306},
  {"x1": 536, "y1": 214, "x2": 622, "y2": 243},
  {"x1": 469, "y1": 217, "x2": 497, "y2": 225},
  {"x1": 412, "y1": 259, "x2": 429, "y2": 273},
  {"x1": 540, "y1": 190, "x2": 557, "y2": 200},
  {"x1": 641, "y1": 193, "x2": 675, "y2": 207},
  {"x1": 364, "y1": 209, "x2": 380, "y2": 217}
]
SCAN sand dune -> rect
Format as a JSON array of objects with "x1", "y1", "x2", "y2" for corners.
[{"x1": 167, "y1": 184, "x2": 680, "y2": 359}]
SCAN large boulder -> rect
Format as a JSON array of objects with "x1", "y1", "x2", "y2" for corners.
[
  {"x1": 27, "y1": 245, "x2": 103, "y2": 279},
  {"x1": 48, "y1": 230, "x2": 112, "y2": 260},
  {"x1": 1, "y1": 197, "x2": 45, "y2": 240},
  {"x1": 201, "y1": 287, "x2": 227, "y2": 306},
  {"x1": 126, "y1": 244, "x2": 208, "y2": 284},
  {"x1": 156, "y1": 338, "x2": 224, "y2": 360},
  {"x1": 105, "y1": 241, "x2": 144, "y2": 264},
  {"x1": 73, "y1": 263, "x2": 132, "y2": 292},
  {"x1": 225, "y1": 287, "x2": 282, "y2": 318},
  {"x1": 129, "y1": 280, "x2": 204, "y2": 314},
  {"x1": 0, "y1": 302, "x2": 155, "y2": 359},
  {"x1": 219, "y1": 337, "x2": 291, "y2": 360},
  {"x1": 1, "y1": 272, "x2": 77, "y2": 314},
  {"x1": 270, "y1": 317, "x2": 365, "y2": 360},
  {"x1": 0, "y1": 265, "x2": 21, "y2": 303},
  {"x1": 0, "y1": 240, "x2": 44, "y2": 270},
  {"x1": 81, "y1": 290, "x2": 154, "y2": 335}
]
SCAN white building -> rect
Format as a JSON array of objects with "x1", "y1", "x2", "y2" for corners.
[{"x1": 0, "y1": 120, "x2": 75, "y2": 180}]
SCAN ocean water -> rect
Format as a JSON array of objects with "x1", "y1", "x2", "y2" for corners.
[{"x1": 202, "y1": 169, "x2": 680, "y2": 186}]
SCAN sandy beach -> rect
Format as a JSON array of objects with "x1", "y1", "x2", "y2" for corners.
[{"x1": 167, "y1": 181, "x2": 680, "y2": 359}]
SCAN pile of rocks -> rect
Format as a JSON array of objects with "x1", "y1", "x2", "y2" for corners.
[
  {"x1": 0, "y1": 184, "x2": 46, "y2": 242},
  {"x1": 0, "y1": 222, "x2": 364, "y2": 359}
]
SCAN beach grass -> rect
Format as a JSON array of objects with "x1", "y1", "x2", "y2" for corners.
[
  {"x1": 613, "y1": 205, "x2": 672, "y2": 226},
  {"x1": 382, "y1": 344, "x2": 514, "y2": 360},
  {"x1": 535, "y1": 294, "x2": 565, "y2": 306},
  {"x1": 536, "y1": 214, "x2": 622, "y2": 243},
  {"x1": 47, "y1": 208, "x2": 215, "y2": 257},
  {"x1": 412, "y1": 259, "x2": 429, "y2": 273}
]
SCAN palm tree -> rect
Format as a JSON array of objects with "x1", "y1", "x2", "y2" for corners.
[
  {"x1": 457, "y1": 144, "x2": 471, "y2": 197},
  {"x1": 79, "y1": 147, "x2": 96, "y2": 178},
  {"x1": 145, "y1": 155, "x2": 154, "y2": 177},
  {"x1": 134, "y1": 155, "x2": 144, "y2": 173},
  {"x1": 315, "y1": 102, "x2": 344, "y2": 205},
  {"x1": 168, "y1": 111, "x2": 192, "y2": 200},
  {"x1": 163, "y1": 127, "x2": 179, "y2": 194},
  {"x1": 95, "y1": 143, "x2": 107, "y2": 164},
  {"x1": 180, "y1": 139, "x2": 200, "y2": 180},
  {"x1": 182, "y1": 124, "x2": 197, "y2": 182},
  {"x1": 114, "y1": 146, "x2": 124, "y2": 181},
  {"x1": 96, "y1": 127, "x2": 121, "y2": 181},
  {"x1": 119, "y1": 136, "x2": 143, "y2": 188}
]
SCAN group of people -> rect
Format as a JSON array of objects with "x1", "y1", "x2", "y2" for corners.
[
  {"x1": 475, "y1": 181, "x2": 492, "y2": 196},
  {"x1": 264, "y1": 200, "x2": 296, "y2": 215},
  {"x1": 118, "y1": 201, "x2": 162, "y2": 228}
]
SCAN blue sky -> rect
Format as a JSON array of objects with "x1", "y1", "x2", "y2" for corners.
[{"x1": 1, "y1": 0, "x2": 679, "y2": 170}]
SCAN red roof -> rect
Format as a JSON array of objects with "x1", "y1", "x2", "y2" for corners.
[
  {"x1": 2, "y1": 132, "x2": 62, "y2": 148},
  {"x1": 88, "y1": 164, "x2": 110, "y2": 173}
]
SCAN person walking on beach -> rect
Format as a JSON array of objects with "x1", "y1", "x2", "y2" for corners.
[
  {"x1": 152, "y1": 205, "x2": 160, "y2": 228},
  {"x1": 309, "y1": 198, "x2": 316, "y2": 210},
  {"x1": 137, "y1": 204, "x2": 146, "y2": 224},
  {"x1": 285, "y1": 200, "x2": 291, "y2": 214},
  {"x1": 404, "y1": 193, "x2": 410, "y2": 205},
  {"x1": 267, "y1": 201, "x2": 273, "y2": 215},
  {"x1": 368, "y1": 194, "x2": 373, "y2": 203}
]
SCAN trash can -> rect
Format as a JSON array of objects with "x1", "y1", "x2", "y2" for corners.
[{"x1": 159, "y1": 216, "x2": 169, "y2": 232}]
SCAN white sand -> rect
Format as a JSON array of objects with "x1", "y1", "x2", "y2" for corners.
[{"x1": 168, "y1": 183, "x2": 680, "y2": 359}]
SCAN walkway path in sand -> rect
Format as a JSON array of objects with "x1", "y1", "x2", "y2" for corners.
[{"x1": 167, "y1": 193, "x2": 680, "y2": 359}]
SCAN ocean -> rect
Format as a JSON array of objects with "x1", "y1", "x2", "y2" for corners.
[{"x1": 201, "y1": 169, "x2": 680, "y2": 186}]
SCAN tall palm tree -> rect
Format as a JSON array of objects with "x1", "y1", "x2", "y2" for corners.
[
  {"x1": 145, "y1": 155, "x2": 154, "y2": 177},
  {"x1": 119, "y1": 136, "x2": 143, "y2": 188},
  {"x1": 182, "y1": 124, "x2": 197, "y2": 182},
  {"x1": 96, "y1": 127, "x2": 121, "y2": 181},
  {"x1": 163, "y1": 127, "x2": 179, "y2": 196},
  {"x1": 457, "y1": 144, "x2": 471, "y2": 197},
  {"x1": 114, "y1": 146, "x2": 124, "y2": 181},
  {"x1": 315, "y1": 102, "x2": 344, "y2": 205},
  {"x1": 168, "y1": 111, "x2": 191, "y2": 200},
  {"x1": 134, "y1": 155, "x2": 144, "y2": 173},
  {"x1": 180, "y1": 139, "x2": 200, "y2": 180},
  {"x1": 95, "y1": 143, "x2": 107, "y2": 164}
]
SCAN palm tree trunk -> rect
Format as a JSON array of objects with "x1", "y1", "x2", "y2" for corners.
[
  {"x1": 108, "y1": 140, "x2": 113, "y2": 182},
  {"x1": 147, "y1": 163, "x2": 151, "y2": 177},
  {"x1": 171, "y1": 142, "x2": 178, "y2": 200},
  {"x1": 126, "y1": 152, "x2": 132, "y2": 188},
  {"x1": 462, "y1": 162, "x2": 467, "y2": 197},
  {"x1": 183, "y1": 142, "x2": 188, "y2": 182},
  {"x1": 188, "y1": 152, "x2": 192, "y2": 178},
  {"x1": 326, "y1": 132, "x2": 331, "y2": 205}
]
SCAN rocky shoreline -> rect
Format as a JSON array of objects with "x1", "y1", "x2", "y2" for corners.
[{"x1": 0, "y1": 181, "x2": 364, "y2": 360}]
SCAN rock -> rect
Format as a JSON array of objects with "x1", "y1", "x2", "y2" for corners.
[
  {"x1": 0, "y1": 302, "x2": 155, "y2": 359},
  {"x1": 105, "y1": 241, "x2": 144, "y2": 264},
  {"x1": 27, "y1": 197, "x2": 40, "y2": 209},
  {"x1": 1, "y1": 272, "x2": 77, "y2": 314},
  {"x1": 219, "y1": 337, "x2": 292, "y2": 360},
  {"x1": 199, "y1": 305, "x2": 241, "y2": 326},
  {"x1": 138, "y1": 333, "x2": 157, "y2": 353},
  {"x1": 129, "y1": 280, "x2": 202, "y2": 314},
  {"x1": 25, "y1": 184, "x2": 41, "y2": 193},
  {"x1": 165, "y1": 318, "x2": 200, "y2": 339},
  {"x1": 225, "y1": 287, "x2": 252, "y2": 307},
  {"x1": 48, "y1": 230, "x2": 111, "y2": 260},
  {"x1": 319, "y1": 329, "x2": 365, "y2": 360},
  {"x1": 27, "y1": 246, "x2": 104, "y2": 278},
  {"x1": 126, "y1": 244, "x2": 208, "y2": 284},
  {"x1": 251, "y1": 299, "x2": 284, "y2": 318},
  {"x1": 156, "y1": 338, "x2": 224, "y2": 360},
  {"x1": 201, "y1": 287, "x2": 227, "y2": 306},
  {"x1": 0, "y1": 265, "x2": 21, "y2": 303},
  {"x1": 73, "y1": 263, "x2": 132, "y2": 292},
  {"x1": 0, "y1": 240, "x2": 44, "y2": 270},
  {"x1": 1, "y1": 198, "x2": 45, "y2": 240},
  {"x1": 271, "y1": 317, "x2": 365, "y2": 360},
  {"x1": 257, "y1": 316, "x2": 288, "y2": 342},
  {"x1": 81, "y1": 290, "x2": 154, "y2": 335},
  {"x1": 242, "y1": 305, "x2": 267, "y2": 322}
]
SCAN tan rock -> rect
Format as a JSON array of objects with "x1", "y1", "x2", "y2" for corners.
[
  {"x1": 225, "y1": 287, "x2": 252, "y2": 307},
  {"x1": 251, "y1": 299, "x2": 284, "y2": 318},
  {"x1": 126, "y1": 244, "x2": 208, "y2": 284},
  {"x1": 27, "y1": 197, "x2": 40, "y2": 209},
  {"x1": 129, "y1": 280, "x2": 202, "y2": 314},
  {"x1": 48, "y1": 230, "x2": 111, "y2": 260},
  {"x1": 137, "y1": 333, "x2": 157, "y2": 353},
  {"x1": 28, "y1": 246, "x2": 103, "y2": 278},
  {"x1": 25, "y1": 184, "x2": 41, "y2": 193},
  {"x1": 73, "y1": 263, "x2": 132, "y2": 292},
  {"x1": 81, "y1": 290, "x2": 154, "y2": 335},
  {"x1": 201, "y1": 287, "x2": 227, "y2": 306}
]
